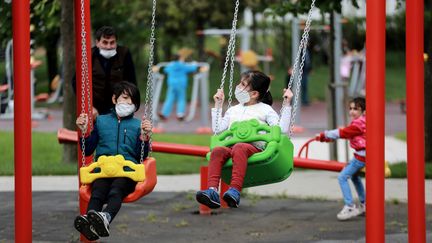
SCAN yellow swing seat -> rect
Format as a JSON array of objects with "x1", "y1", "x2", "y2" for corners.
[{"x1": 80, "y1": 155, "x2": 145, "y2": 184}]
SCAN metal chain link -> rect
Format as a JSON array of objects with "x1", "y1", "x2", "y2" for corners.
[
  {"x1": 281, "y1": 0, "x2": 316, "y2": 138},
  {"x1": 79, "y1": 0, "x2": 93, "y2": 167},
  {"x1": 141, "y1": 0, "x2": 157, "y2": 161},
  {"x1": 214, "y1": 0, "x2": 239, "y2": 135},
  {"x1": 227, "y1": 1, "x2": 239, "y2": 110}
]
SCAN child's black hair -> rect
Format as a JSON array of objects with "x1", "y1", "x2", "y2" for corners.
[
  {"x1": 112, "y1": 81, "x2": 141, "y2": 111},
  {"x1": 241, "y1": 70, "x2": 273, "y2": 106},
  {"x1": 351, "y1": 97, "x2": 366, "y2": 111}
]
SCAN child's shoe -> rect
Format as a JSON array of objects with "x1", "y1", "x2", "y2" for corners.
[
  {"x1": 222, "y1": 187, "x2": 241, "y2": 208},
  {"x1": 87, "y1": 210, "x2": 110, "y2": 237},
  {"x1": 336, "y1": 205, "x2": 360, "y2": 221},
  {"x1": 196, "y1": 188, "x2": 221, "y2": 209},
  {"x1": 74, "y1": 215, "x2": 99, "y2": 241}
]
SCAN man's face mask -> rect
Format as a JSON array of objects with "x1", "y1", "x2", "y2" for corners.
[
  {"x1": 234, "y1": 86, "x2": 251, "y2": 104},
  {"x1": 115, "y1": 103, "x2": 135, "y2": 117},
  {"x1": 99, "y1": 48, "x2": 117, "y2": 59}
]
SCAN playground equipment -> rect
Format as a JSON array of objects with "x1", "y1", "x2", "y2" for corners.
[
  {"x1": 10, "y1": 0, "x2": 427, "y2": 242},
  {"x1": 297, "y1": 137, "x2": 391, "y2": 177},
  {"x1": 202, "y1": 0, "x2": 315, "y2": 190},
  {"x1": 209, "y1": 119, "x2": 294, "y2": 187},
  {"x1": 197, "y1": 7, "x2": 274, "y2": 75},
  {"x1": 151, "y1": 61, "x2": 211, "y2": 129},
  {"x1": 347, "y1": 52, "x2": 366, "y2": 97},
  {"x1": 74, "y1": 0, "x2": 158, "y2": 207},
  {"x1": 0, "y1": 39, "x2": 57, "y2": 120}
]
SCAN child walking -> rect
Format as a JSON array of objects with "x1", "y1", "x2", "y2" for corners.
[
  {"x1": 196, "y1": 70, "x2": 293, "y2": 209},
  {"x1": 316, "y1": 97, "x2": 366, "y2": 221},
  {"x1": 74, "y1": 81, "x2": 152, "y2": 241}
]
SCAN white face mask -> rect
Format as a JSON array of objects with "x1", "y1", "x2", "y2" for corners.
[
  {"x1": 234, "y1": 86, "x2": 251, "y2": 104},
  {"x1": 99, "y1": 48, "x2": 117, "y2": 59},
  {"x1": 115, "y1": 103, "x2": 136, "y2": 117}
]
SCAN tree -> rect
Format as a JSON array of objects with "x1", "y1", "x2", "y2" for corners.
[
  {"x1": 0, "y1": 1, "x2": 62, "y2": 92},
  {"x1": 60, "y1": 0, "x2": 77, "y2": 164}
]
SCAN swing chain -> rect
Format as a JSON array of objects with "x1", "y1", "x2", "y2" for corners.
[
  {"x1": 227, "y1": 3, "x2": 239, "y2": 110},
  {"x1": 79, "y1": 0, "x2": 93, "y2": 167},
  {"x1": 214, "y1": 0, "x2": 239, "y2": 135},
  {"x1": 141, "y1": 0, "x2": 157, "y2": 161},
  {"x1": 282, "y1": 0, "x2": 316, "y2": 138}
]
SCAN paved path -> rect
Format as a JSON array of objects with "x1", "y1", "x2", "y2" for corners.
[{"x1": 1, "y1": 171, "x2": 431, "y2": 204}]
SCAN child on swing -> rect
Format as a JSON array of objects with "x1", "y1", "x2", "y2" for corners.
[
  {"x1": 74, "y1": 81, "x2": 152, "y2": 241},
  {"x1": 316, "y1": 97, "x2": 366, "y2": 221},
  {"x1": 196, "y1": 70, "x2": 293, "y2": 209}
]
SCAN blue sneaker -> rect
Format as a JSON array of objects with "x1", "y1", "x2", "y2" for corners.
[
  {"x1": 223, "y1": 188, "x2": 241, "y2": 208},
  {"x1": 196, "y1": 188, "x2": 220, "y2": 209}
]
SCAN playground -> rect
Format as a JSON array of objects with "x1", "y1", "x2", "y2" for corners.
[{"x1": 1, "y1": 0, "x2": 431, "y2": 242}]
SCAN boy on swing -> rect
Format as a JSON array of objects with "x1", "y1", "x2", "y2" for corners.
[{"x1": 74, "y1": 81, "x2": 152, "y2": 241}]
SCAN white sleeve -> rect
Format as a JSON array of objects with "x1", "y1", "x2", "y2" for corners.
[
  {"x1": 278, "y1": 106, "x2": 292, "y2": 134},
  {"x1": 211, "y1": 107, "x2": 230, "y2": 133},
  {"x1": 325, "y1": 129, "x2": 340, "y2": 139},
  {"x1": 265, "y1": 107, "x2": 280, "y2": 127}
]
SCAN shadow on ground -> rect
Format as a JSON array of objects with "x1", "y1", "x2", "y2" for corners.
[{"x1": 0, "y1": 191, "x2": 431, "y2": 242}]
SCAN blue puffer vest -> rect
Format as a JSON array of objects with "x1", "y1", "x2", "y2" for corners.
[{"x1": 92, "y1": 111, "x2": 142, "y2": 163}]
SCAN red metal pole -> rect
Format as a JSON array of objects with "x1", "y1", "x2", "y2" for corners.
[
  {"x1": 406, "y1": 0, "x2": 426, "y2": 242},
  {"x1": 74, "y1": 0, "x2": 92, "y2": 241},
  {"x1": 199, "y1": 166, "x2": 211, "y2": 215},
  {"x1": 13, "y1": 0, "x2": 32, "y2": 242},
  {"x1": 366, "y1": 0, "x2": 385, "y2": 242}
]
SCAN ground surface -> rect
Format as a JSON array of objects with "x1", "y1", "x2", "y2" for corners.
[{"x1": 1, "y1": 191, "x2": 431, "y2": 243}]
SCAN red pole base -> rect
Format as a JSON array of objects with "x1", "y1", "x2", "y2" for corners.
[{"x1": 199, "y1": 166, "x2": 211, "y2": 215}]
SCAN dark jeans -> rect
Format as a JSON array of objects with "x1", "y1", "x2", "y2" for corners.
[{"x1": 87, "y1": 177, "x2": 136, "y2": 222}]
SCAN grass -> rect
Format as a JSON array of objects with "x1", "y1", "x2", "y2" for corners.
[
  {"x1": 0, "y1": 131, "x2": 210, "y2": 176},
  {"x1": 395, "y1": 132, "x2": 407, "y2": 141},
  {"x1": 389, "y1": 162, "x2": 432, "y2": 179},
  {"x1": 2, "y1": 131, "x2": 432, "y2": 179}
]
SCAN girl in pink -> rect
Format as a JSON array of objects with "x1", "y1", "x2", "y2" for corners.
[
  {"x1": 196, "y1": 71, "x2": 293, "y2": 209},
  {"x1": 316, "y1": 97, "x2": 366, "y2": 221}
]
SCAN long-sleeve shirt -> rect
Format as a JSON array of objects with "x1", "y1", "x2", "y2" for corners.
[
  {"x1": 324, "y1": 115, "x2": 366, "y2": 161},
  {"x1": 163, "y1": 61, "x2": 198, "y2": 88}
]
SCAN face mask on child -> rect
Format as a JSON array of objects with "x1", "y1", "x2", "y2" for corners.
[
  {"x1": 115, "y1": 103, "x2": 136, "y2": 117},
  {"x1": 99, "y1": 48, "x2": 117, "y2": 59},
  {"x1": 235, "y1": 86, "x2": 251, "y2": 104}
]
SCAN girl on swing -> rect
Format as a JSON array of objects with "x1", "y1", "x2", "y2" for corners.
[
  {"x1": 196, "y1": 70, "x2": 293, "y2": 209},
  {"x1": 74, "y1": 81, "x2": 152, "y2": 241}
]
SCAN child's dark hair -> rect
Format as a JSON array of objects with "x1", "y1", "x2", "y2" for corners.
[
  {"x1": 241, "y1": 70, "x2": 273, "y2": 106},
  {"x1": 95, "y1": 26, "x2": 117, "y2": 41},
  {"x1": 351, "y1": 97, "x2": 366, "y2": 111},
  {"x1": 112, "y1": 81, "x2": 141, "y2": 111}
]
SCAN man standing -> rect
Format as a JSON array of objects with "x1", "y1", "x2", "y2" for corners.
[{"x1": 74, "y1": 26, "x2": 136, "y2": 116}]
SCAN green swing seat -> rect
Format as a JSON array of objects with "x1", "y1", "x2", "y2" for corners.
[{"x1": 207, "y1": 119, "x2": 294, "y2": 188}]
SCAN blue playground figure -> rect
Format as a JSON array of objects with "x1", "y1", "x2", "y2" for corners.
[{"x1": 156, "y1": 48, "x2": 208, "y2": 121}]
